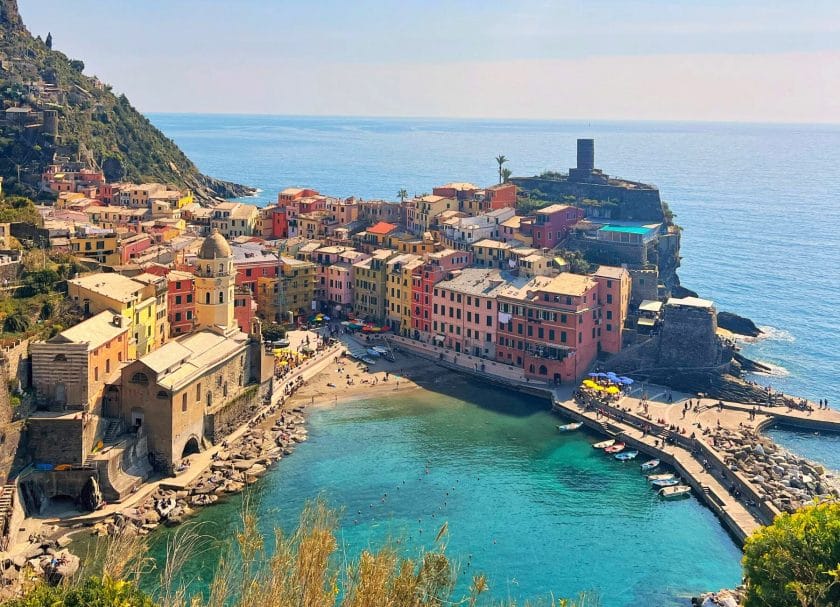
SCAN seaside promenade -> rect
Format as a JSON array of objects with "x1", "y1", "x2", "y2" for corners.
[{"x1": 386, "y1": 334, "x2": 840, "y2": 544}]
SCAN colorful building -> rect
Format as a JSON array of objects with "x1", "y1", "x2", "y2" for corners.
[
  {"x1": 386, "y1": 253, "x2": 423, "y2": 335},
  {"x1": 353, "y1": 249, "x2": 399, "y2": 323},
  {"x1": 166, "y1": 270, "x2": 196, "y2": 337},
  {"x1": 593, "y1": 265, "x2": 631, "y2": 354}
]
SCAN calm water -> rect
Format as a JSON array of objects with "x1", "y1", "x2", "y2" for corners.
[
  {"x1": 143, "y1": 379, "x2": 742, "y2": 606},
  {"x1": 135, "y1": 115, "x2": 840, "y2": 601},
  {"x1": 149, "y1": 114, "x2": 840, "y2": 469}
]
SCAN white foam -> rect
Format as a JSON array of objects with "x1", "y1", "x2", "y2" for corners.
[
  {"x1": 735, "y1": 325, "x2": 795, "y2": 344},
  {"x1": 750, "y1": 362, "x2": 790, "y2": 377}
]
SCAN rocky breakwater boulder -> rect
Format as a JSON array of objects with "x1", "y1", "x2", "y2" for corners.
[
  {"x1": 1, "y1": 538, "x2": 79, "y2": 588},
  {"x1": 715, "y1": 429, "x2": 840, "y2": 513}
]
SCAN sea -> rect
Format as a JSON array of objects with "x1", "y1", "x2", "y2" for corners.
[{"x1": 137, "y1": 115, "x2": 840, "y2": 605}]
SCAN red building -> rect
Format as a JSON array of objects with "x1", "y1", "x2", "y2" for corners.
[
  {"x1": 118, "y1": 233, "x2": 153, "y2": 264},
  {"x1": 410, "y1": 249, "x2": 472, "y2": 340},
  {"x1": 232, "y1": 243, "x2": 279, "y2": 294},
  {"x1": 522, "y1": 204, "x2": 585, "y2": 249},
  {"x1": 166, "y1": 270, "x2": 196, "y2": 337},
  {"x1": 495, "y1": 273, "x2": 599, "y2": 383},
  {"x1": 259, "y1": 205, "x2": 288, "y2": 239},
  {"x1": 234, "y1": 287, "x2": 256, "y2": 334},
  {"x1": 485, "y1": 183, "x2": 517, "y2": 210}
]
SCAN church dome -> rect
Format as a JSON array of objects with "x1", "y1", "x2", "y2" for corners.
[{"x1": 198, "y1": 229, "x2": 232, "y2": 259}]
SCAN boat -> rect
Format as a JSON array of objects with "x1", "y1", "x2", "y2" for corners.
[
  {"x1": 647, "y1": 473, "x2": 675, "y2": 482},
  {"x1": 614, "y1": 450, "x2": 639, "y2": 461},
  {"x1": 557, "y1": 422, "x2": 583, "y2": 432},
  {"x1": 640, "y1": 459, "x2": 660, "y2": 472},
  {"x1": 604, "y1": 442, "x2": 626, "y2": 454},
  {"x1": 592, "y1": 439, "x2": 615, "y2": 449},
  {"x1": 365, "y1": 348, "x2": 381, "y2": 357},
  {"x1": 659, "y1": 485, "x2": 691, "y2": 499},
  {"x1": 361, "y1": 357, "x2": 377, "y2": 365},
  {"x1": 651, "y1": 478, "x2": 681, "y2": 488}
]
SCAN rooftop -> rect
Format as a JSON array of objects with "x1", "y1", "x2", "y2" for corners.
[
  {"x1": 472, "y1": 239, "x2": 512, "y2": 250},
  {"x1": 536, "y1": 204, "x2": 575, "y2": 215},
  {"x1": 667, "y1": 296, "x2": 714, "y2": 310},
  {"x1": 367, "y1": 221, "x2": 398, "y2": 236},
  {"x1": 69, "y1": 273, "x2": 146, "y2": 303},
  {"x1": 599, "y1": 225, "x2": 655, "y2": 235},
  {"x1": 49, "y1": 310, "x2": 128, "y2": 351},
  {"x1": 594, "y1": 265, "x2": 629, "y2": 279},
  {"x1": 436, "y1": 268, "x2": 506, "y2": 297}
]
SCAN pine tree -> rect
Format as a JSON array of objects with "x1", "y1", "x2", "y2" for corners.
[{"x1": 45, "y1": 32, "x2": 52, "y2": 50}]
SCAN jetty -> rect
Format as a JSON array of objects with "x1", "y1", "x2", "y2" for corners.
[{"x1": 387, "y1": 334, "x2": 840, "y2": 544}]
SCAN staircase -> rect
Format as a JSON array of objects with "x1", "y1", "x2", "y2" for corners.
[
  {"x1": 103, "y1": 418, "x2": 124, "y2": 443},
  {"x1": 0, "y1": 483, "x2": 15, "y2": 551}
]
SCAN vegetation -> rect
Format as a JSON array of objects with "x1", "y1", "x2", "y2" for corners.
[
  {"x1": 397, "y1": 188, "x2": 408, "y2": 203},
  {"x1": 8, "y1": 500, "x2": 599, "y2": 607},
  {"x1": 0, "y1": 6, "x2": 248, "y2": 199},
  {"x1": 261, "y1": 323, "x2": 287, "y2": 342},
  {"x1": 742, "y1": 500, "x2": 840, "y2": 607},
  {"x1": 0, "y1": 195, "x2": 42, "y2": 225},
  {"x1": 495, "y1": 155, "x2": 508, "y2": 184},
  {"x1": 556, "y1": 249, "x2": 594, "y2": 275}
]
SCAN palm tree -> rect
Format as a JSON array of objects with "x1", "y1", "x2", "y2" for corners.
[
  {"x1": 495, "y1": 155, "x2": 508, "y2": 184},
  {"x1": 501, "y1": 168, "x2": 512, "y2": 183},
  {"x1": 397, "y1": 188, "x2": 408, "y2": 203}
]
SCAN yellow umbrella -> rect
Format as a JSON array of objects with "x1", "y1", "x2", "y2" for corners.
[
  {"x1": 583, "y1": 379, "x2": 598, "y2": 388},
  {"x1": 606, "y1": 385, "x2": 620, "y2": 394}
]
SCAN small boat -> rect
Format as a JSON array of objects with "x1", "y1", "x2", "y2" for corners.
[
  {"x1": 557, "y1": 422, "x2": 583, "y2": 432},
  {"x1": 372, "y1": 346, "x2": 390, "y2": 355},
  {"x1": 640, "y1": 459, "x2": 660, "y2": 472},
  {"x1": 659, "y1": 485, "x2": 691, "y2": 499},
  {"x1": 365, "y1": 348, "x2": 381, "y2": 358},
  {"x1": 592, "y1": 439, "x2": 615, "y2": 449},
  {"x1": 604, "y1": 442, "x2": 626, "y2": 454},
  {"x1": 647, "y1": 473, "x2": 675, "y2": 482},
  {"x1": 651, "y1": 478, "x2": 681, "y2": 488},
  {"x1": 614, "y1": 450, "x2": 639, "y2": 461},
  {"x1": 361, "y1": 357, "x2": 377, "y2": 365}
]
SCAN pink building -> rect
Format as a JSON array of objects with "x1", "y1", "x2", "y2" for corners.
[
  {"x1": 410, "y1": 248, "x2": 472, "y2": 341},
  {"x1": 430, "y1": 268, "x2": 506, "y2": 357},
  {"x1": 232, "y1": 243, "x2": 278, "y2": 294},
  {"x1": 593, "y1": 265, "x2": 631, "y2": 354},
  {"x1": 234, "y1": 288, "x2": 256, "y2": 333},
  {"x1": 521, "y1": 204, "x2": 585, "y2": 249}
]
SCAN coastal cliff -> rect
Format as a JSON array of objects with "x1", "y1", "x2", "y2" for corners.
[{"x1": 0, "y1": 0, "x2": 253, "y2": 201}]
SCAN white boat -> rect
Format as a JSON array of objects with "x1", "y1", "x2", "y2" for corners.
[
  {"x1": 659, "y1": 485, "x2": 691, "y2": 499},
  {"x1": 557, "y1": 422, "x2": 583, "y2": 432},
  {"x1": 365, "y1": 348, "x2": 381, "y2": 357},
  {"x1": 614, "y1": 450, "x2": 639, "y2": 461},
  {"x1": 361, "y1": 357, "x2": 377, "y2": 365},
  {"x1": 372, "y1": 346, "x2": 390, "y2": 355},
  {"x1": 647, "y1": 473, "x2": 675, "y2": 482},
  {"x1": 651, "y1": 477, "x2": 680, "y2": 488},
  {"x1": 640, "y1": 459, "x2": 660, "y2": 471},
  {"x1": 592, "y1": 439, "x2": 616, "y2": 449}
]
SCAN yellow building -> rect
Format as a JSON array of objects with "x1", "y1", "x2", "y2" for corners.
[
  {"x1": 353, "y1": 249, "x2": 398, "y2": 323},
  {"x1": 69, "y1": 232, "x2": 119, "y2": 264},
  {"x1": 386, "y1": 254, "x2": 423, "y2": 335},
  {"x1": 471, "y1": 239, "x2": 513, "y2": 269},
  {"x1": 194, "y1": 230, "x2": 237, "y2": 333},
  {"x1": 257, "y1": 257, "x2": 317, "y2": 323},
  {"x1": 406, "y1": 195, "x2": 456, "y2": 235},
  {"x1": 68, "y1": 272, "x2": 164, "y2": 359}
]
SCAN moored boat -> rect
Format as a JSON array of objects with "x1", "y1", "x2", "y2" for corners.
[
  {"x1": 604, "y1": 442, "x2": 625, "y2": 454},
  {"x1": 592, "y1": 439, "x2": 615, "y2": 449},
  {"x1": 647, "y1": 473, "x2": 675, "y2": 482},
  {"x1": 557, "y1": 422, "x2": 583, "y2": 432},
  {"x1": 640, "y1": 459, "x2": 660, "y2": 471},
  {"x1": 659, "y1": 485, "x2": 691, "y2": 499},
  {"x1": 651, "y1": 477, "x2": 681, "y2": 488},
  {"x1": 614, "y1": 450, "x2": 639, "y2": 461}
]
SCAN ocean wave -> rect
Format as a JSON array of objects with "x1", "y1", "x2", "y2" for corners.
[
  {"x1": 737, "y1": 325, "x2": 795, "y2": 344},
  {"x1": 750, "y1": 362, "x2": 790, "y2": 377}
]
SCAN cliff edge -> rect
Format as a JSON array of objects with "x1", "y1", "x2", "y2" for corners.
[{"x1": 0, "y1": 0, "x2": 253, "y2": 201}]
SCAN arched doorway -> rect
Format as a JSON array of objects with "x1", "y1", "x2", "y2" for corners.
[{"x1": 181, "y1": 436, "x2": 200, "y2": 458}]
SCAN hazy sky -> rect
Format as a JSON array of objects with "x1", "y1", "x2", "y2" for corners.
[{"x1": 18, "y1": 0, "x2": 840, "y2": 123}]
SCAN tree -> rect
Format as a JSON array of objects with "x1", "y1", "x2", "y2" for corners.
[
  {"x1": 3, "y1": 313, "x2": 31, "y2": 333},
  {"x1": 397, "y1": 188, "x2": 408, "y2": 203},
  {"x1": 742, "y1": 500, "x2": 840, "y2": 607},
  {"x1": 69, "y1": 59, "x2": 85, "y2": 73},
  {"x1": 495, "y1": 154, "x2": 508, "y2": 184},
  {"x1": 262, "y1": 323, "x2": 286, "y2": 342},
  {"x1": 45, "y1": 32, "x2": 52, "y2": 50},
  {"x1": 501, "y1": 168, "x2": 512, "y2": 183}
]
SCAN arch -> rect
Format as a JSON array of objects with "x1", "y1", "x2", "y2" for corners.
[
  {"x1": 205, "y1": 292, "x2": 211, "y2": 304},
  {"x1": 53, "y1": 353, "x2": 67, "y2": 362},
  {"x1": 130, "y1": 406, "x2": 145, "y2": 429},
  {"x1": 54, "y1": 383, "x2": 66, "y2": 405},
  {"x1": 538, "y1": 365, "x2": 548, "y2": 376},
  {"x1": 219, "y1": 292, "x2": 224, "y2": 304},
  {"x1": 156, "y1": 390, "x2": 168, "y2": 400},
  {"x1": 528, "y1": 364, "x2": 535, "y2": 374},
  {"x1": 130, "y1": 372, "x2": 149, "y2": 386},
  {"x1": 219, "y1": 263, "x2": 224, "y2": 273},
  {"x1": 181, "y1": 436, "x2": 200, "y2": 458}
]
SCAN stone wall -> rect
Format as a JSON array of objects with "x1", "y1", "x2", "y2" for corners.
[
  {"x1": 657, "y1": 304, "x2": 721, "y2": 370},
  {"x1": 510, "y1": 176, "x2": 665, "y2": 222},
  {"x1": 628, "y1": 268, "x2": 659, "y2": 305},
  {"x1": 566, "y1": 235, "x2": 650, "y2": 267},
  {"x1": 0, "y1": 370, "x2": 27, "y2": 484},
  {"x1": 203, "y1": 383, "x2": 263, "y2": 443},
  {"x1": 0, "y1": 337, "x2": 32, "y2": 389},
  {"x1": 26, "y1": 414, "x2": 100, "y2": 466},
  {"x1": 18, "y1": 469, "x2": 98, "y2": 515}
]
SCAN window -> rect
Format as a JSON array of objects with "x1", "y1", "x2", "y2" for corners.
[
  {"x1": 607, "y1": 294, "x2": 613, "y2": 304},
  {"x1": 186, "y1": 294, "x2": 193, "y2": 303},
  {"x1": 175, "y1": 295, "x2": 182, "y2": 305},
  {"x1": 196, "y1": 383, "x2": 202, "y2": 400},
  {"x1": 205, "y1": 293, "x2": 211, "y2": 304},
  {"x1": 549, "y1": 329, "x2": 555, "y2": 341},
  {"x1": 53, "y1": 353, "x2": 67, "y2": 362},
  {"x1": 131, "y1": 372, "x2": 149, "y2": 386},
  {"x1": 219, "y1": 292, "x2": 224, "y2": 304},
  {"x1": 606, "y1": 323, "x2": 612, "y2": 331}
]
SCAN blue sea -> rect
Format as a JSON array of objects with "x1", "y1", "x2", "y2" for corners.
[{"x1": 140, "y1": 115, "x2": 840, "y2": 604}]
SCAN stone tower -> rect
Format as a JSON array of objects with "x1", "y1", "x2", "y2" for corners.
[{"x1": 194, "y1": 229, "x2": 236, "y2": 333}]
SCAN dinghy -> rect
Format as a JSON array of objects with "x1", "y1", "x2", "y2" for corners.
[
  {"x1": 640, "y1": 459, "x2": 660, "y2": 472},
  {"x1": 592, "y1": 439, "x2": 616, "y2": 449},
  {"x1": 557, "y1": 422, "x2": 583, "y2": 432},
  {"x1": 651, "y1": 477, "x2": 681, "y2": 488},
  {"x1": 659, "y1": 485, "x2": 691, "y2": 499},
  {"x1": 614, "y1": 450, "x2": 639, "y2": 461},
  {"x1": 604, "y1": 442, "x2": 626, "y2": 454}
]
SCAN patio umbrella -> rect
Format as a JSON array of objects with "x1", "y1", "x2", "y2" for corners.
[
  {"x1": 606, "y1": 386, "x2": 620, "y2": 394},
  {"x1": 323, "y1": 315, "x2": 331, "y2": 321},
  {"x1": 587, "y1": 372, "x2": 599, "y2": 378},
  {"x1": 619, "y1": 377, "x2": 634, "y2": 385},
  {"x1": 595, "y1": 372, "x2": 609, "y2": 378}
]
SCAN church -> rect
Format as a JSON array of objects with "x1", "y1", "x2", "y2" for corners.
[{"x1": 116, "y1": 230, "x2": 274, "y2": 470}]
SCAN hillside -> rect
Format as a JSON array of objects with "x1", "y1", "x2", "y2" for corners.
[{"x1": 0, "y1": 0, "x2": 252, "y2": 201}]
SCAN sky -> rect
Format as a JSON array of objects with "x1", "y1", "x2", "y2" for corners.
[{"x1": 18, "y1": 0, "x2": 840, "y2": 123}]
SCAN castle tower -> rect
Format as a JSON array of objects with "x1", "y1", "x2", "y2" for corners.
[{"x1": 194, "y1": 229, "x2": 236, "y2": 333}]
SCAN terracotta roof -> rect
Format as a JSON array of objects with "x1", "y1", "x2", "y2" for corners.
[{"x1": 367, "y1": 221, "x2": 397, "y2": 235}]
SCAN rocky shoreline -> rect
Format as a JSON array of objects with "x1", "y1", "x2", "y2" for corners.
[{"x1": 91, "y1": 406, "x2": 310, "y2": 537}]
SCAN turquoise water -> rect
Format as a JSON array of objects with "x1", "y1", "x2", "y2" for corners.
[
  {"x1": 147, "y1": 114, "x2": 840, "y2": 470},
  {"x1": 144, "y1": 378, "x2": 741, "y2": 605}
]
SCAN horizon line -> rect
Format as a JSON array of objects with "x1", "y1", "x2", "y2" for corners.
[{"x1": 140, "y1": 111, "x2": 840, "y2": 129}]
